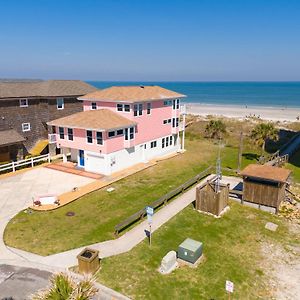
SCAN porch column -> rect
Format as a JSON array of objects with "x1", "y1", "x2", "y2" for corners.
[
  {"x1": 62, "y1": 148, "x2": 68, "y2": 163},
  {"x1": 181, "y1": 111, "x2": 186, "y2": 152}
]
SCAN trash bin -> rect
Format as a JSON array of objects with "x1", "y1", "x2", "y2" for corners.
[{"x1": 77, "y1": 248, "x2": 100, "y2": 274}]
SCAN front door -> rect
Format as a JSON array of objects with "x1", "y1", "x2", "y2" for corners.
[{"x1": 79, "y1": 150, "x2": 85, "y2": 167}]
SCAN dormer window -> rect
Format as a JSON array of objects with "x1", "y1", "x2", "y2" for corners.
[{"x1": 91, "y1": 102, "x2": 97, "y2": 110}]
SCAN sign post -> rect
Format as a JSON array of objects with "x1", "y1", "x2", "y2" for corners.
[
  {"x1": 146, "y1": 206, "x2": 154, "y2": 247},
  {"x1": 225, "y1": 280, "x2": 234, "y2": 299}
]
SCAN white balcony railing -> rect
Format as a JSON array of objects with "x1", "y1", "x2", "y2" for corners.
[
  {"x1": 48, "y1": 133, "x2": 57, "y2": 144},
  {"x1": 180, "y1": 104, "x2": 187, "y2": 115}
]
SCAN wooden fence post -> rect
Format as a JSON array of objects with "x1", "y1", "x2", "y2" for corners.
[
  {"x1": 31, "y1": 157, "x2": 34, "y2": 167},
  {"x1": 12, "y1": 161, "x2": 15, "y2": 172},
  {"x1": 48, "y1": 153, "x2": 51, "y2": 163}
]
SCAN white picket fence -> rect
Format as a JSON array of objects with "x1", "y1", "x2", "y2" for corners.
[{"x1": 0, "y1": 153, "x2": 50, "y2": 173}]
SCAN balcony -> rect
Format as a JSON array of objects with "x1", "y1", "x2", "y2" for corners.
[
  {"x1": 180, "y1": 104, "x2": 187, "y2": 115},
  {"x1": 48, "y1": 133, "x2": 57, "y2": 144}
]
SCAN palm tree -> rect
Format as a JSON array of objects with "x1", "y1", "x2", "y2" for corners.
[
  {"x1": 205, "y1": 120, "x2": 227, "y2": 140},
  {"x1": 32, "y1": 272, "x2": 98, "y2": 300},
  {"x1": 250, "y1": 122, "x2": 279, "y2": 153}
]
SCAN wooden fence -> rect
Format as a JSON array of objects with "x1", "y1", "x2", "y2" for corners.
[
  {"x1": 195, "y1": 182, "x2": 229, "y2": 216},
  {"x1": 0, "y1": 153, "x2": 50, "y2": 174},
  {"x1": 114, "y1": 165, "x2": 214, "y2": 236}
]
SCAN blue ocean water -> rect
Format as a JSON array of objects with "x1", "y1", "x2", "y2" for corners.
[{"x1": 87, "y1": 81, "x2": 300, "y2": 108}]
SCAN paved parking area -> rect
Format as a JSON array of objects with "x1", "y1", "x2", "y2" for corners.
[
  {"x1": 0, "y1": 264, "x2": 51, "y2": 299},
  {"x1": 0, "y1": 167, "x2": 95, "y2": 215}
]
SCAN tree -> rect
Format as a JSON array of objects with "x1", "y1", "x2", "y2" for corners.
[
  {"x1": 250, "y1": 122, "x2": 279, "y2": 153},
  {"x1": 205, "y1": 120, "x2": 227, "y2": 140},
  {"x1": 32, "y1": 273, "x2": 98, "y2": 300}
]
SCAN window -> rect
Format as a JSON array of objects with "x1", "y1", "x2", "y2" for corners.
[
  {"x1": 150, "y1": 141, "x2": 157, "y2": 148},
  {"x1": 91, "y1": 102, "x2": 97, "y2": 110},
  {"x1": 162, "y1": 138, "x2": 165, "y2": 148},
  {"x1": 147, "y1": 102, "x2": 151, "y2": 114},
  {"x1": 133, "y1": 104, "x2": 138, "y2": 116},
  {"x1": 67, "y1": 128, "x2": 73, "y2": 141},
  {"x1": 163, "y1": 100, "x2": 172, "y2": 106},
  {"x1": 173, "y1": 99, "x2": 176, "y2": 110},
  {"x1": 19, "y1": 98, "x2": 28, "y2": 107},
  {"x1": 116, "y1": 129, "x2": 124, "y2": 135},
  {"x1": 129, "y1": 127, "x2": 134, "y2": 139},
  {"x1": 168, "y1": 119, "x2": 171, "y2": 123},
  {"x1": 117, "y1": 104, "x2": 123, "y2": 111},
  {"x1": 176, "y1": 99, "x2": 180, "y2": 109},
  {"x1": 96, "y1": 132, "x2": 103, "y2": 145},
  {"x1": 59, "y1": 127, "x2": 64, "y2": 139},
  {"x1": 108, "y1": 131, "x2": 115, "y2": 138},
  {"x1": 172, "y1": 118, "x2": 175, "y2": 128},
  {"x1": 170, "y1": 135, "x2": 173, "y2": 146},
  {"x1": 138, "y1": 103, "x2": 143, "y2": 116},
  {"x1": 56, "y1": 98, "x2": 64, "y2": 110},
  {"x1": 176, "y1": 118, "x2": 179, "y2": 127},
  {"x1": 86, "y1": 130, "x2": 93, "y2": 143},
  {"x1": 163, "y1": 119, "x2": 168, "y2": 125},
  {"x1": 166, "y1": 136, "x2": 169, "y2": 147},
  {"x1": 124, "y1": 104, "x2": 130, "y2": 112},
  {"x1": 22, "y1": 123, "x2": 31, "y2": 132}
]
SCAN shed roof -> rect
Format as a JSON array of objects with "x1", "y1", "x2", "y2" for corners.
[
  {"x1": 240, "y1": 164, "x2": 291, "y2": 183},
  {"x1": 78, "y1": 85, "x2": 186, "y2": 103},
  {"x1": 48, "y1": 109, "x2": 136, "y2": 131},
  {"x1": 0, "y1": 80, "x2": 97, "y2": 99},
  {"x1": 0, "y1": 129, "x2": 25, "y2": 147}
]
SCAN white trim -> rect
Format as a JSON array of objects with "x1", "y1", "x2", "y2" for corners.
[
  {"x1": 22, "y1": 122, "x2": 31, "y2": 132},
  {"x1": 116, "y1": 103, "x2": 131, "y2": 113},
  {"x1": 19, "y1": 98, "x2": 28, "y2": 107}
]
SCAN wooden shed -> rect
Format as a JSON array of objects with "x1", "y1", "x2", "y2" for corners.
[{"x1": 240, "y1": 164, "x2": 291, "y2": 211}]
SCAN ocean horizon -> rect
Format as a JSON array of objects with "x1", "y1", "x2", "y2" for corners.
[{"x1": 87, "y1": 81, "x2": 300, "y2": 108}]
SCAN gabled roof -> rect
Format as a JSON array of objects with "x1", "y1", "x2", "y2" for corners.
[
  {"x1": 78, "y1": 85, "x2": 186, "y2": 103},
  {"x1": 0, "y1": 80, "x2": 97, "y2": 99},
  {"x1": 0, "y1": 129, "x2": 25, "y2": 147},
  {"x1": 48, "y1": 109, "x2": 136, "y2": 131},
  {"x1": 240, "y1": 164, "x2": 291, "y2": 183}
]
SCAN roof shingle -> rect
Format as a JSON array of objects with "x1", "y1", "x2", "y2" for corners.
[
  {"x1": 78, "y1": 85, "x2": 186, "y2": 103},
  {"x1": 0, "y1": 129, "x2": 25, "y2": 146},
  {"x1": 0, "y1": 80, "x2": 97, "y2": 99},
  {"x1": 48, "y1": 109, "x2": 136, "y2": 131},
  {"x1": 240, "y1": 164, "x2": 291, "y2": 183}
]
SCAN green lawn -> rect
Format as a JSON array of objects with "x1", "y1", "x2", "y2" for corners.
[
  {"x1": 3, "y1": 119, "x2": 289, "y2": 255},
  {"x1": 97, "y1": 202, "x2": 297, "y2": 299}
]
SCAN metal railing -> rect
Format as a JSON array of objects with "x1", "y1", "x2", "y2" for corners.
[
  {"x1": 114, "y1": 165, "x2": 214, "y2": 236},
  {"x1": 0, "y1": 153, "x2": 50, "y2": 173}
]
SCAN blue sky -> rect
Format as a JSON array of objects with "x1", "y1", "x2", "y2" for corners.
[{"x1": 1, "y1": 0, "x2": 300, "y2": 81}]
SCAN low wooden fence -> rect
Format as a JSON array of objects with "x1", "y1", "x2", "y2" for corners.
[
  {"x1": 0, "y1": 153, "x2": 50, "y2": 174},
  {"x1": 114, "y1": 165, "x2": 214, "y2": 236}
]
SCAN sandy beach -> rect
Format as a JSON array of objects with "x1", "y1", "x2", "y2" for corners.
[{"x1": 186, "y1": 103, "x2": 300, "y2": 122}]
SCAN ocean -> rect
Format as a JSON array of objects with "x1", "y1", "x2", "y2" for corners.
[{"x1": 87, "y1": 81, "x2": 300, "y2": 108}]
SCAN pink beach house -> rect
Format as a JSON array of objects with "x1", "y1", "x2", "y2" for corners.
[{"x1": 48, "y1": 86, "x2": 186, "y2": 175}]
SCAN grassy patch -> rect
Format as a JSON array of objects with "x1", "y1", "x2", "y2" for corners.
[{"x1": 97, "y1": 202, "x2": 296, "y2": 299}]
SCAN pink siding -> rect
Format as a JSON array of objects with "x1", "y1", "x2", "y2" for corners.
[
  {"x1": 56, "y1": 127, "x2": 126, "y2": 154},
  {"x1": 83, "y1": 99, "x2": 181, "y2": 144}
]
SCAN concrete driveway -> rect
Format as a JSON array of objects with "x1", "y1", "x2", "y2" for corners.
[{"x1": 0, "y1": 167, "x2": 94, "y2": 260}]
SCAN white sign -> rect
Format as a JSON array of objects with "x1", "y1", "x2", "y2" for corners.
[
  {"x1": 147, "y1": 214, "x2": 152, "y2": 224},
  {"x1": 146, "y1": 206, "x2": 154, "y2": 216},
  {"x1": 225, "y1": 280, "x2": 234, "y2": 293}
]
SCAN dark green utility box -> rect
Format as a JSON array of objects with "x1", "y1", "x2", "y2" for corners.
[{"x1": 177, "y1": 238, "x2": 203, "y2": 264}]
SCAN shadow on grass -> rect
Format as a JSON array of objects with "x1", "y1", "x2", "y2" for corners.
[{"x1": 242, "y1": 153, "x2": 260, "y2": 161}]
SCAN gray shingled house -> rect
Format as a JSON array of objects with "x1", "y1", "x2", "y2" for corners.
[{"x1": 0, "y1": 80, "x2": 96, "y2": 162}]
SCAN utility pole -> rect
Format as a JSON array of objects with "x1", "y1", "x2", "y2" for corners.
[{"x1": 237, "y1": 130, "x2": 244, "y2": 172}]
